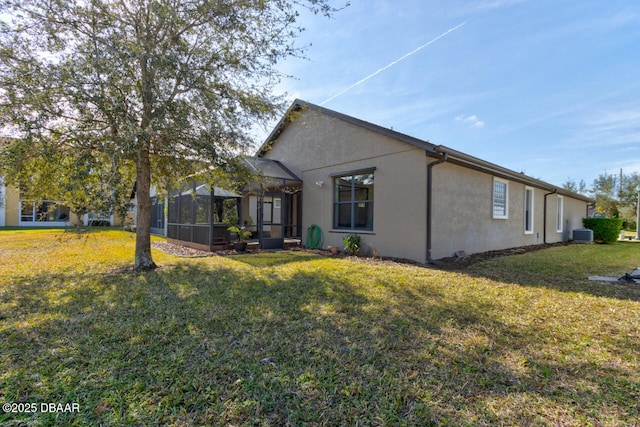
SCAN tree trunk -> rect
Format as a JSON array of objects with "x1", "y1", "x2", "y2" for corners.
[{"x1": 134, "y1": 143, "x2": 157, "y2": 271}]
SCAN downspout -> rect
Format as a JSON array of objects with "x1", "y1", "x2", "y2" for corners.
[
  {"x1": 543, "y1": 189, "x2": 557, "y2": 244},
  {"x1": 426, "y1": 151, "x2": 448, "y2": 264}
]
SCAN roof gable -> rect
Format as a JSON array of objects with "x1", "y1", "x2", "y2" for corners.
[{"x1": 257, "y1": 99, "x2": 439, "y2": 157}]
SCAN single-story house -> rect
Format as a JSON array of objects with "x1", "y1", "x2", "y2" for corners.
[{"x1": 247, "y1": 99, "x2": 593, "y2": 263}]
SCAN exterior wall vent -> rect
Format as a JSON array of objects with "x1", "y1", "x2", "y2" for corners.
[{"x1": 572, "y1": 228, "x2": 594, "y2": 243}]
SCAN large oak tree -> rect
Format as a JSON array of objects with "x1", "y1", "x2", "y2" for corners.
[{"x1": 0, "y1": 0, "x2": 341, "y2": 270}]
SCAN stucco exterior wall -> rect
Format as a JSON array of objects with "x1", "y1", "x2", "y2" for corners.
[
  {"x1": 5, "y1": 185, "x2": 20, "y2": 226},
  {"x1": 559, "y1": 195, "x2": 588, "y2": 242},
  {"x1": 263, "y1": 109, "x2": 429, "y2": 263},
  {"x1": 0, "y1": 184, "x2": 6, "y2": 226},
  {"x1": 538, "y1": 193, "x2": 587, "y2": 244},
  {"x1": 262, "y1": 109, "x2": 421, "y2": 178},
  {"x1": 114, "y1": 212, "x2": 135, "y2": 227},
  {"x1": 431, "y1": 164, "x2": 536, "y2": 259},
  {"x1": 430, "y1": 162, "x2": 589, "y2": 259}
]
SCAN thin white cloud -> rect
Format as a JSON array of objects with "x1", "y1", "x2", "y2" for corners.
[
  {"x1": 447, "y1": 0, "x2": 525, "y2": 17},
  {"x1": 528, "y1": 10, "x2": 640, "y2": 44},
  {"x1": 320, "y1": 21, "x2": 467, "y2": 105},
  {"x1": 578, "y1": 108, "x2": 640, "y2": 147},
  {"x1": 619, "y1": 159, "x2": 640, "y2": 174},
  {"x1": 456, "y1": 114, "x2": 485, "y2": 129},
  {"x1": 473, "y1": 0, "x2": 525, "y2": 12}
]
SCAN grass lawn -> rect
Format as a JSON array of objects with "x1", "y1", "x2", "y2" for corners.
[{"x1": 0, "y1": 229, "x2": 639, "y2": 426}]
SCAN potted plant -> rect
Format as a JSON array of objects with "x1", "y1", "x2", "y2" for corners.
[{"x1": 227, "y1": 225, "x2": 252, "y2": 252}]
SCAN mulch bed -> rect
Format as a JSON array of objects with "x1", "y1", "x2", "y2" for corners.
[
  {"x1": 152, "y1": 240, "x2": 575, "y2": 270},
  {"x1": 152, "y1": 242, "x2": 218, "y2": 258},
  {"x1": 435, "y1": 242, "x2": 573, "y2": 269}
]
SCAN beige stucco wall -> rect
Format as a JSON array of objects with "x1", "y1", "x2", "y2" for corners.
[
  {"x1": 537, "y1": 193, "x2": 586, "y2": 244},
  {"x1": 5, "y1": 185, "x2": 20, "y2": 226},
  {"x1": 115, "y1": 212, "x2": 136, "y2": 227},
  {"x1": 263, "y1": 109, "x2": 429, "y2": 263},
  {"x1": 431, "y1": 164, "x2": 537, "y2": 259},
  {"x1": 558, "y1": 195, "x2": 588, "y2": 242},
  {"x1": 430, "y1": 162, "x2": 589, "y2": 259}
]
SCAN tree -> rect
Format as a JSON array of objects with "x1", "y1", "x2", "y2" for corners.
[
  {"x1": 586, "y1": 171, "x2": 640, "y2": 228},
  {"x1": 619, "y1": 172, "x2": 640, "y2": 207},
  {"x1": 0, "y1": 0, "x2": 343, "y2": 270},
  {"x1": 618, "y1": 172, "x2": 640, "y2": 230},
  {"x1": 562, "y1": 178, "x2": 588, "y2": 195},
  {"x1": 590, "y1": 172, "x2": 619, "y2": 218}
]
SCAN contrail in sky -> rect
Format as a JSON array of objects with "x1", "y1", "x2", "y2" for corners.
[{"x1": 320, "y1": 21, "x2": 467, "y2": 105}]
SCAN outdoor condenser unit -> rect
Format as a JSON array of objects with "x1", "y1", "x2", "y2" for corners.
[{"x1": 572, "y1": 228, "x2": 594, "y2": 243}]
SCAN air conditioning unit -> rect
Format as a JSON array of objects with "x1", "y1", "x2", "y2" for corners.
[{"x1": 573, "y1": 228, "x2": 593, "y2": 243}]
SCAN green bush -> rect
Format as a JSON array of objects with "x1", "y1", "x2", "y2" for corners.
[
  {"x1": 582, "y1": 217, "x2": 623, "y2": 244},
  {"x1": 343, "y1": 233, "x2": 361, "y2": 254}
]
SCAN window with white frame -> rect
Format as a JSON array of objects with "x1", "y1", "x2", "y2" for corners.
[
  {"x1": 492, "y1": 178, "x2": 508, "y2": 219},
  {"x1": 20, "y1": 201, "x2": 70, "y2": 224},
  {"x1": 524, "y1": 187, "x2": 534, "y2": 234},
  {"x1": 556, "y1": 195, "x2": 564, "y2": 233}
]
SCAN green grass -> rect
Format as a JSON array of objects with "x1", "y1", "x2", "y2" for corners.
[{"x1": 0, "y1": 229, "x2": 639, "y2": 426}]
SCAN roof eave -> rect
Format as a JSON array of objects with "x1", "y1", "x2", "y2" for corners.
[{"x1": 431, "y1": 145, "x2": 594, "y2": 203}]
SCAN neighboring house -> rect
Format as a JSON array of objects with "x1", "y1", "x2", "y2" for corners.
[
  {"x1": 0, "y1": 183, "x2": 74, "y2": 227},
  {"x1": 0, "y1": 181, "x2": 134, "y2": 227},
  {"x1": 250, "y1": 99, "x2": 593, "y2": 263}
]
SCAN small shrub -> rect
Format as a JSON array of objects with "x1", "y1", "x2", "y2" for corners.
[
  {"x1": 88, "y1": 219, "x2": 111, "y2": 227},
  {"x1": 227, "y1": 225, "x2": 251, "y2": 242},
  {"x1": 582, "y1": 217, "x2": 623, "y2": 244},
  {"x1": 343, "y1": 233, "x2": 361, "y2": 254}
]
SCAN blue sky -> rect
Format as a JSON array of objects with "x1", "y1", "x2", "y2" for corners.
[{"x1": 265, "y1": 0, "x2": 640, "y2": 188}]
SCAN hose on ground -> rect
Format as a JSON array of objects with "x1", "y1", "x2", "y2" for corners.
[{"x1": 306, "y1": 224, "x2": 324, "y2": 249}]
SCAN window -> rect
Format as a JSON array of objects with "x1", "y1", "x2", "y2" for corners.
[
  {"x1": 524, "y1": 187, "x2": 534, "y2": 234},
  {"x1": 261, "y1": 195, "x2": 282, "y2": 225},
  {"x1": 20, "y1": 201, "x2": 70, "y2": 223},
  {"x1": 556, "y1": 195, "x2": 564, "y2": 233},
  {"x1": 333, "y1": 170, "x2": 374, "y2": 231},
  {"x1": 492, "y1": 178, "x2": 508, "y2": 219}
]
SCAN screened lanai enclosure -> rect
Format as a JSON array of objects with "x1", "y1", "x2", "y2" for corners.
[
  {"x1": 166, "y1": 183, "x2": 243, "y2": 250},
  {"x1": 164, "y1": 157, "x2": 303, "y2": 251}
]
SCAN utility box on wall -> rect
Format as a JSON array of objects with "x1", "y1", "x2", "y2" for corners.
[{"x1": 573, "y1": 228, "x2": 594, "y2": 243}]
